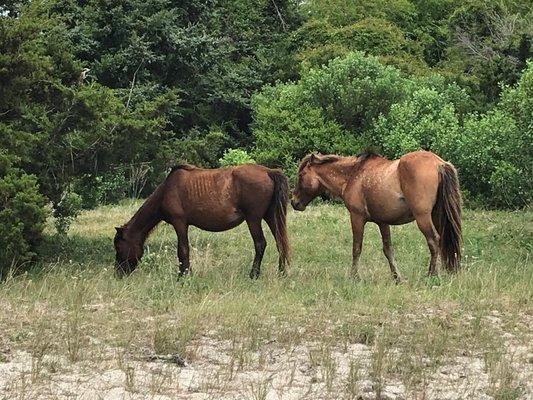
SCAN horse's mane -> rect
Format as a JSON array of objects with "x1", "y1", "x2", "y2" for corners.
[
  {"x1": 298, "y1": 154, "x2": 343, "y2": 172},
  {"x1": 170, "y1": 163, "x2": 197, "y2": 173},
  {"x1": 355, "y1": 150, "x2": 382, "y2": 163},
  {"x1": 299, "y1": 150, "x2": 382, "y2": 172}
]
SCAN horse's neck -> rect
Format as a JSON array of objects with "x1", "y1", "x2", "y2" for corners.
[
  {"x1": 125, "y1": 186, "x2": 163, "y2": 244},
  {"x1": 316, "y1": 158, "x2": 356, "y2": 197}
]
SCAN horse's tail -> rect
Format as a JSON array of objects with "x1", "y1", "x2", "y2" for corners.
[
  {"x1": 267, "y1": 170, "x2": 290, "y2": 267},
  {"x1": 432, "y1": 162, "x2": 462, "y2": 272}
]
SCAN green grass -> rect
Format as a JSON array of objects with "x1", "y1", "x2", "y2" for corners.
[{"x1": 0, "y1": 202, "x2": 531, "y2": 398}]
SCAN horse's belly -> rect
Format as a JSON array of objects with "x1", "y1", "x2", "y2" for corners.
[
  {"x1": 189, "y1": 208, "x2": 245, "y2": 232},
  {"x1": 367, "y1": 192, "x2": 414, "y2": 225}
]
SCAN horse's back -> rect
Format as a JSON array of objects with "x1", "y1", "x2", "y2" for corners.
[
  {"x1": 161, "y1": 167, "x2": 240, "y2": 230},
  {"x1": 352, "y1": 151, "x2": 445, "y2": 224},
  {"x1": 161, "y1": 164, "x2": 276, "y2": 230}
]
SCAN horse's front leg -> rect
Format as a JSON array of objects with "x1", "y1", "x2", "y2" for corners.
[
  {"x1": 349, "y1": 212, "x2": 366, "y2": 280},
  {"x1": 172, "y1": 221, "x2": 190, "y2": 276},
  {"x1": 246, "y1": 218, "x2": 267, "y2": 279}
]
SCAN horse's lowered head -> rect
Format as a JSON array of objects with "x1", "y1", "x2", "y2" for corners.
[
  {"x1": 291, "y1": 153, "x2": 340, "y2": 211},
  {"x1": 113, "y1": 226, "x2": 144, "y2": 276}
]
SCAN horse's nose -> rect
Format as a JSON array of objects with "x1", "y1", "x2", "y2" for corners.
[{"x1": 291, "y1": 199, "x2": 303, "y2": 211}]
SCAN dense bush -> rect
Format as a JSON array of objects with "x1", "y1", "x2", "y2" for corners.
[
  {"x1": 454, "y1": 63, "x2": 533, "y2": 208},
  {"x1": 373, "y1": 88, "x2": 460, "y2": 160},
  {"x1": 53, "y1": 191, "x2": 83, "y2": 235},
  {"x1": 252, "y1": 83, "x2": 353, "y2": 171},
  {"x1": 252, "y1": 52, "x2": 414, "y2": 171},
  {"x1": 0, "y1": 155, "x2": 47, "y2": 279}
]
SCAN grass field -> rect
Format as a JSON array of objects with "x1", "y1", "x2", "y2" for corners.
[{"x1": 0, "y1": 202, "x2": 531, "y2": 399}]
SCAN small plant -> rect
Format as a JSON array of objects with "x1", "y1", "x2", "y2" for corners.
[
  {"x1": 370, "y1": 330, "x2": 389, "y2": 399},
  {"x1": 152, "y1": 318, "x2": 197, "y2": 359},
  {"x1": 344, "y1": 359, "x2": 360, "y2": 400},
  {"x1": 54, "y1": 191, "x2": 83, "y2": 235},
  {"x1": 249, "y1": 375, "x2": 273, "y2": 400},
  {"x1": 486, "y1": 352, "x2": 524, "y2": 400},
  {"x1": 219, "y1": 149, "x2": 255, "y2": 167}
]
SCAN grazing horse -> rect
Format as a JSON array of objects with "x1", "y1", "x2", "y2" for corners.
[
  {"x1": 291, "y1": 151, "x2": 461, "y2": 282},
  {"x1": 114, "y1": 164, "x2": 290, "y2": 279}
]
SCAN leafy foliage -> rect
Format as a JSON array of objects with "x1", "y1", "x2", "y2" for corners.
[
  {"x1": 373, "y1": 88, "x2": 460, "y2": 160},
  {"x1": 219, "y1": 149, "x2": 256, "y2": 167}
]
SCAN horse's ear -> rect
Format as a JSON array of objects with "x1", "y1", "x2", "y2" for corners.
[
  {"x1": 310, "y1": 153, "x2": 327, "y2": 165},
  {"x1": 115, "y1": 227, "x2": 124, "y2": 237},
  {"x1": 309, "y1": 153, "x2": 320, "y2": 164}
]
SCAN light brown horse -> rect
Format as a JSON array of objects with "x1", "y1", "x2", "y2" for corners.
[
  {"x1": 291, "y1": 150, "x2": 461, "y2": 282},
  {"x1": 114, "y1": 164, "x2": 290, "y2": 278}
]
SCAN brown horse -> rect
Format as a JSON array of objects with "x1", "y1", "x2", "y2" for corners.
[
  {"x1": 114, "y1": 164, "x2": 290, "y2": 278},
  {"x1": 291, "y1": 150, "x2": 461, "y2": 282}
]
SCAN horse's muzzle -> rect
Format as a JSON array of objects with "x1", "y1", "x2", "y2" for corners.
[
  {"x1": 291, "y1": 199, "x2": 306, "y2": 211},
  {"x1": 114, "y1": 259, "x2": 137, "y2": 277}
]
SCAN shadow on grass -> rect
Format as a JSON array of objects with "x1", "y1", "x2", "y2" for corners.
[{"x1": 37, "y1": 234, "x2": 114, "y2": 266}]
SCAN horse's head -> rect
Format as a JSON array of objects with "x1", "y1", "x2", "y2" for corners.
[
  {"x1": 113, "y1": 226, "x2": 143, "y2": 276},
  {"x1": 292, "y1": 153, "x2": 334, "y2": 211}
]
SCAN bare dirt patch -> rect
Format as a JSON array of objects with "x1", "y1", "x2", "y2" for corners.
[{"x1": 1, "y1": 323, "x2": 531, "y2": 400}]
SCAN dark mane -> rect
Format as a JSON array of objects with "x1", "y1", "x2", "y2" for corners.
[
  {"x1": 298, "y1": 154, "x2": 314, "y2": 173},
  {"x1": 356, "y1": 150, "x2": 382, "y2": 162},
  {"x1": 170, "y1": 163, "x2": 197, "y2": 173},
  {"x1": 349, "y1": 150, "x2": 383, "y2": 175}
]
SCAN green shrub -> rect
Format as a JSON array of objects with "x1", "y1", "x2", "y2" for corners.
[
  {"x1": 489, "y1": 162, "x2": 528, "y2": 208},
  {"x1": 251, "y1": 52, "x2": 411, "y2": 173},
  {"x1": 0, "y1": 155, "x2": 47, "y2": 279},
  {"x1": 219, "y1": 149, "x2": 255, "y2": 167},
  {"x1": 457, "y1": 111, "x2": 531, "y2": 208},
  {"x1": 300, "y1": 52, "x2": 410, "y2": 133},
  {"x1": 53, "y1": 191, "x2": 83, "y2": 235},
  {"x1": 373, "y1": 87, "x2": 460, "y2": 160},
  {"x1": 252, "y1": 83, "x2": 360, "y2": 175},
  {"x1": 72, "y1": 170, "x2": 128, "y2": 210}
]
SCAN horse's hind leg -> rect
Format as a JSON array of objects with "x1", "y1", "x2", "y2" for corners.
[
  {"x1": 377, "y1": 223, "x2": 404, "y2": 283},
  {"x1": 414, "y1": 213, "x2": 440, "y2": 277},
  {"x1": 246, "y1": 218, "x2": 267, "y2": 279},
  {"x1": 171, "y1": 220, "x2": 190, "y2": 276}
]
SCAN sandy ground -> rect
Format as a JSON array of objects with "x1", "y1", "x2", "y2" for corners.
[{"x1": 1, "y1": 318, "x2": 531, "y2": 400}]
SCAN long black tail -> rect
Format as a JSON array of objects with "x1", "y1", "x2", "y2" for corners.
[
  {"x1": 266, "y1": 170, "x2": 290, "y2": 268},
  {"x1": 433, "y1": 163, "x2": 462, "y2": 272}
]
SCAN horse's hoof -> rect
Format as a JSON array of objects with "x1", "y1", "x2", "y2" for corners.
[
  {"x1": 395, "y1": 277, "x2": 407, "y2": 285},
  {"x1": 249, "y1": 271, "x2": 260, "y2": 280},
  {"x1": 178, "y1": 269, "x2": 191, "y2": 279}
]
